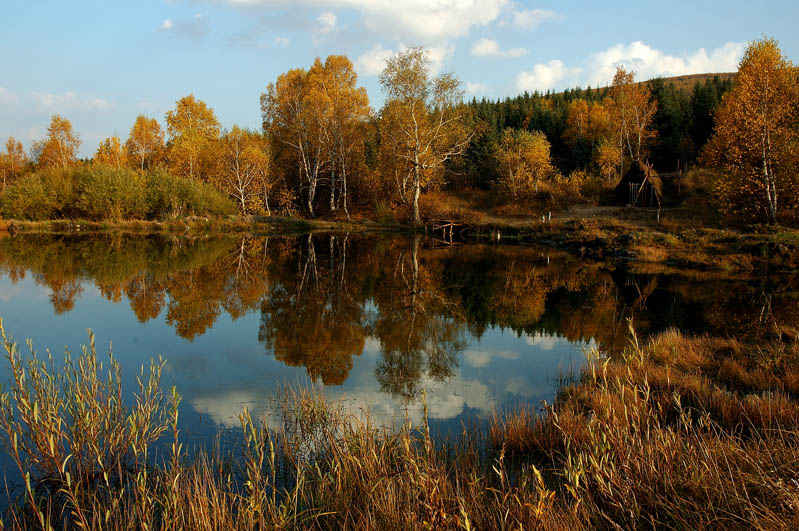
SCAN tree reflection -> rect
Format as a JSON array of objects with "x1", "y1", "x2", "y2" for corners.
[
  {"x1": 0, "y1": 232, "x2": 797, "y2": 394},
  {"x1": 259, "y1": 234, "x2": 367, "y2": 385}
]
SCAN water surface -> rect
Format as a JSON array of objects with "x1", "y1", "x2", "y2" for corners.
[{"x1": 0, "y1": 232, "x2": 797, "y2": 445}]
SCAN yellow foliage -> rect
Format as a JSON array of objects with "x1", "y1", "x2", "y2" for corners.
[
  {"x1": 37, "y1": 115, "x2": 81, "y2": 170},
  {"x1": 125, "y1": 115, "x2": 164, "y2": 171},
  {"x1": 496, "y1": 129, "x2": 553, "y2": 198},
  {"x1": 703, "y1": 37, "x2": 799, "y2": 223},
  {"x1": 165, "y1": 95, "x2": 221, "y2": 181},
  {"x1": 94, "y1": 136, "x2": 127, "y2": 169}
]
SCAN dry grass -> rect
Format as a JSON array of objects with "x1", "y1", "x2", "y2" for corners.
[
  {"x1": 2, "y1": 319, "x2": 799, "y2": 529},
  {"x1": 490, "y1": 324, "x2": 799, "y2": 529},
  {"x1": 631, "y1": 244, "x2": 668, "y2": 262}
]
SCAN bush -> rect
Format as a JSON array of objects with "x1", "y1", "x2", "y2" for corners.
[
  {"x1": 146, "y1": 170, "x2": 236, "y2": 219},
  {"x1": 0, "y1": 165, "x2": 237, "y2": 221},
  {"x1": 0, "y1": 169, "x2": 72, "y2": 220},
  {"x1": 73, "y1": 165, "x2": 148, "y2": 220}
]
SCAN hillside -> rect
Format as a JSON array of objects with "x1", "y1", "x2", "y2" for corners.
[{"x1": 650, "y1": 72, "x2": 736, "y2": 91}]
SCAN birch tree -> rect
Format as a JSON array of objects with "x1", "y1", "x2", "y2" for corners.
[
  {"x1": 379, "y1": 47, "x2": 473, "y2": 225},
  {"x1": 262, "y1": 68, "x2": 327, "y2": 217},
  {"x1": 94, "y1": 136, "x2": 126, "y2": 168},
  {"x1": 38, "y1": 115, "x2": 81, "y2": 169},
  {"x1": 125, "y1": 115, "x2": 164, "y2": 171},
  {"x1": 216, "y1": 126, "x2": 272, "y2": 214},
  {"x1": 704, "y1": 37, "x2": 799, "y2": 223},
  {"x1": 1, "y1": 137, "x2": 26, "y2": 192},
  {"x1": 165, "y1": 95, "x2": 220, "y2": 181}
]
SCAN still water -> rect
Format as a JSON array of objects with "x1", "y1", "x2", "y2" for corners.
[{"x1": 0, "y1": 232, "x2": 796, "y2": 444}]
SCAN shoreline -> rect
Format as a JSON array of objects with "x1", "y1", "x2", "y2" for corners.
[{"x1": 2, "y1": 212, "x2": 798, "y2": 272}]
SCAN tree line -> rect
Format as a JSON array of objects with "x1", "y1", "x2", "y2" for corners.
[{"x1": 0, "y1": 37, "x2": 797, "y2": 224}]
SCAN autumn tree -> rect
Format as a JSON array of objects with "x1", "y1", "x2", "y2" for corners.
[
  {"x1": 216, "y1": 126, "x2": 273, "y2": 214},
  {"x1": 165, "y1": 95, "x2": 221, "y2": 181},
  {"x1": 608, "y1": 68, "x2": 657, "y2": 179},
  {"x1": 379, "y1": 47, "x2": 473, "y2": 225},
  {"x1": 94, "y1": 136, "x2": 126, "y2": 168},
  {"x1": 125, "y1": 115, "x2": 164, "y2": 170},
  {"x1": 37, "y1": 115, "x2": 81, "y2": 169},
  {"x1": 704, "y1": 37, "x2": 799, "y2": 223},
  {"x1": 496, "y1": 129, "x2": 554, "y2": 198},
  {"x1": 1, "y1": 137, "x2": 27, "y2": 192},
  {"x1": 262, "y1": 67, "x2": 327, "y2": 217},
  {"x1": 310, "y1": 56, "x2": 371, "y2": 217},
  {"x1": 563, "y1": 98, "x2": 611, "y2": 168},
  {"x1": 596, "y1": 139, "x2": 623, "y2": 182}
]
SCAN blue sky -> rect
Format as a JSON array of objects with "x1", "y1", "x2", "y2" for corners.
[{"x1": 1, "y1": 0, "x2": 797, "y2": 157}]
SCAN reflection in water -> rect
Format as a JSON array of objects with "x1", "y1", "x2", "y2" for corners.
[{"x1": 1, "y1": 232, "x2": 798, "y2": 426}]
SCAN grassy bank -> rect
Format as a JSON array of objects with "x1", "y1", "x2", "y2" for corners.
[
  {"x1": 2, "y1": 322, "x2": 798, "y2": 529},
  {"x1": 461, "y1": 213, "x2": 799, "y2": 272},
  {"x1": 4, "y1": 209, "x2": 799, "y2": 273},
  {"x1": 0, "y1": 216, "x2": 406, "y2": 238}
]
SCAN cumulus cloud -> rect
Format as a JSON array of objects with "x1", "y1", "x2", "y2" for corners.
[
  {"x1": 31, "y1": 91, "x2": 112, "y2": 112},
  {"x1": 216, "y1": 0, "x2": 509, "y2": 43},
  {"x1": 516, "y1": 41, "x2": 745, "y2": 92},
  {"x1": 523, "y1": 332, "x2": 563, "y2": 351},
  {"x1": 158, "y1": 13, "x2": 210, "y2": 40},
  {"x1": 584, "y1": 40, "x2": 745, "y2": 87},
  {"x1": 312, "y1": 11, "x2": 338, "y2": 44},
  {"x1": 355, "y1": 44, "x2": 394, "y2": 76},
  {"x1": 516, "y1": 59, "x2": 581, "y2": 92},
  {"x1": 463, "y1": 348, "x2": 518, "y2": 368},
  {"x1": 355, "y1": 43, "x2": 453, "y2": 77},
  {"x1": 316, "y1": 11, "x2": 337, "y2": 34},
  {"x1": 0, "y1": 86, "x2": 19, "y2": 105},
  {"x1": 510, "y1": 7, "x2": 556, "y2": 29},
  {"x1": 465, "y1": 82, "x2": 489, "y2": 95},
  {"x1": 191, "y1": 372, "x2": 495, "y2": 429},
  {"x1": 471, "y1": 38, "x2": 526, "y2": 58}
]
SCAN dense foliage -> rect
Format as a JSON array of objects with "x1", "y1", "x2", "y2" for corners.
[
  {"x1": 0, "y1": 165, "x2": 236, "y2": 221},
  {"x1": 3, "y1": 38, "x2": 798, "y2": 225}
]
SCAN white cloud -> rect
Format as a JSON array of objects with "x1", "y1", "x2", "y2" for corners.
[
  {"x1": 158, "y1": 13, "x2": 210, "y2": 40},
  {"x1": 191, "y1": 372, "x2": 495, "y2": 429},
  {"x1": 523, "y1": 332, "x2": 563, "y2": 351},
  {"x1": 463, "y1": 348, "x2": 518, "y2": 368},
  {"x1": 0, "y1": 87, "x2": 19, "y2": 105},
  {"x1": 312, "y1": 11, "x2": 338, "y2": 44},
  {"x1": 511, "y1": 7, "x2": 556, "y2": 29},
  {"x1": 584, "y1": 40, "x2": 745, "y2": 87},
  {"x1": 516, "y1": 60, "x2": 581, "y2": 92},
  {"x1": 515, "y1": 41, "x2": 745, "y2": 93},
  {"x1": 31, "y1": 91, "x2": 113, "y2": 112},
  {"x1": 465, "y1": 82, "x2": 489, "y2": 95},
  {"x1": 355, "y1": 44, "x2": 394, "y2": 76},
  {"x1": 217, "y1": 0, "x2": 509, "y2": 43},
  {"x1": 316, "y1": 11, "x2": 337, "y2": 34},
  {"x1": 471, "y1": 38, "x2": 526, "y2": 58},
  {"x1": 355, "y1": 43, "x2": 453, "y2": 77},
  {"x1": 273, "y1": 36, "x2": 289, "y2": 46},
  {"x1": 425, "y1": 43, "x2": 455, "y2": 74}
]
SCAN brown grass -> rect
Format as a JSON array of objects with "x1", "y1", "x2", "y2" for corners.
[{"x1": 2, "y1": 320, "x2": 799, "y2": 529}]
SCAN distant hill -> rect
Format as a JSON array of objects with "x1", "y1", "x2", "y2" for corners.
[{"x1": 650, "y1": 72, "x2": 736, "y2": 91}]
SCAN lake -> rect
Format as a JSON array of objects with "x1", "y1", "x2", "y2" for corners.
[{"x1": 0, "y1": 231, "x2": 796, "y2": 447}]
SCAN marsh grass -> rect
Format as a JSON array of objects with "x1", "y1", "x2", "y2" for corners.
[{"x1": 2, "y1": 319, "x2": 799, "y2": 529}]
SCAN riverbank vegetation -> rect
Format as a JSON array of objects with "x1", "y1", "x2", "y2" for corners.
[
  {"x1": 1, "y1": 38, "x2": 797, "y2": 231},
  {"x1": 2, "y1": 319, "x2": 798, "y2": 529}
]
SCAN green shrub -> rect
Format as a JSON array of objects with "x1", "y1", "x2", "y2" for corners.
[
  {"x1": 0, "y1": 165, "x2": 236, "y2": 221},
  {"x1": 73, "y1": 165, "x2": 147, "y2": 220},
  {"x1": 146, "y1": 170, "x2": 236, "y2": 219},
  {"x1": 0, "y1": 169, "x2": 71, "y2": 220}
]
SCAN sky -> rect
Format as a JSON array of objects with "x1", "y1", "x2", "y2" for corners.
[{"x1": 1, "y1": 0, "x2": 797, "y2": 157}]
